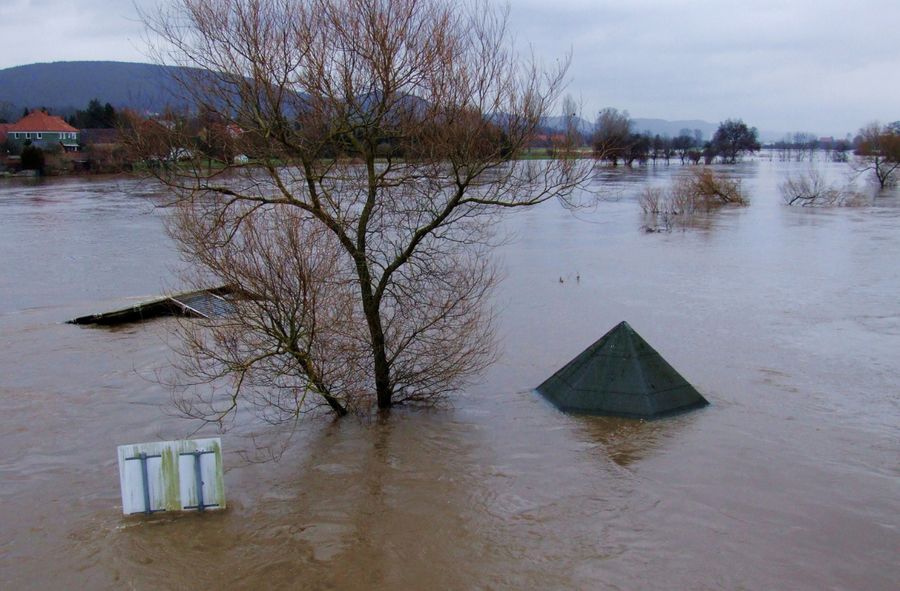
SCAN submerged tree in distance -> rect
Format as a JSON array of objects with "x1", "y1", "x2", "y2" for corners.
[
  {"x1": 672, "y1": 131, "x2": 697, "y2": 165},
  {"x1": 136, "y1": 0, "x2": 590, "y2": 423},
  {"x1": 711, "y1": 119, "x2": 760, "y2": 163},
  {"x1": 639, "y1": 168, "x2": 747, "y2": 216},
  {"x1": 780, "y1": 169, "x2": 865, "y2": 207},
  {"x1": 853, "y1": 122, "x2": 900, "y2": 189},
  {"x1": 592, "y1": 107, "x2": 633, "y2": 166},
  {"x1": 559, "y1": 94, "x2": 584, "y2": 152}
]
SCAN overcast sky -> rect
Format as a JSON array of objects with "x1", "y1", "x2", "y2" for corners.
[{"x1": 1, "y1": 0, "x2": 897, "y2": 136}]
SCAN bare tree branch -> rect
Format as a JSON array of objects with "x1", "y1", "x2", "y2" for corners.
[{"x1": 133, "y1": 0, "x2": 595, "y2": 424}]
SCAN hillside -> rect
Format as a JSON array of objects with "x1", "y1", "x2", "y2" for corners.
[
  {"x1": 0, "y1": 61, "x2": 196, "y2": 119},
  {"x1": 1, "y1": 61, "x2": 780, "y2": 141}
]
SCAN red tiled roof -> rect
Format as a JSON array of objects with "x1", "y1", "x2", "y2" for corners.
[{"x1": 9, "y1": 111, "x2": 79, "y2": 133}]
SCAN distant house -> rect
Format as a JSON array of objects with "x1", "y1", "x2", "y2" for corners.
[{"x1": 7, "y1": 110, "x2": 80, "y2": 151}]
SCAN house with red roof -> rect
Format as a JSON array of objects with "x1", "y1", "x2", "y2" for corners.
[{"x1": 7, "y1": 110, "x2": 80, "y2": 151}]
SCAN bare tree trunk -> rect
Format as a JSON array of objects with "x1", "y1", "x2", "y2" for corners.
[{"x1": 355, "y1": 255, "x2": 393, "y2": 409}]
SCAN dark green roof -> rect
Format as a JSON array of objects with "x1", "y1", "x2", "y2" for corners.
[{"x1": 537, "y1": 321, "x2": 708, "y2": 419}]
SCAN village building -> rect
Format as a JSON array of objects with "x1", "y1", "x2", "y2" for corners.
[{"x1": 7, "y1": 110, "x2": 80, "y2": 151}]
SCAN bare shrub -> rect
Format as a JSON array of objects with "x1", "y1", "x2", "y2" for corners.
[
  {"x1": 780, "y1": 169, "x2": 867, "y2": 207},
  {"x1": 669, "y1": 182, "x2": 698, "y2": 213},
  {"x1": 677, "y1": 168, "x2": 748, "y2": 208},
  {"x1": 638, "y1": 187, "x2": 665, "y2": 214},
  {"x1": 639, "y1": 168, "x2": 747, "y2": 217}
]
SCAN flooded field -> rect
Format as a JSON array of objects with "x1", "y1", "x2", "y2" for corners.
[{"x1": 1, "y1": 159, "x2": 898, "y2": 590}]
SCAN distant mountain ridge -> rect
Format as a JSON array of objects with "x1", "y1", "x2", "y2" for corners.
[
  {"x1": 1, "y1": 61, "x2": 784, "y2": 141},
  {"x1": 0, "y1": 61, "x2": 196, "y2": 120}
]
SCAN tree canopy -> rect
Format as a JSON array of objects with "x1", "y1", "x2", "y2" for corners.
[
  {"x1": 592, "y1": 107, "x2": 633, "y2": 166},
  {"x1": 136, "y1": 0, "x2": 590, "y2": 423},
  {"x1": 711, "y1": 119, "x2": 760, "y2": 163},
  {"x1": 854, "y1": 122, "x2": 900, "y2": 189},
  {"x1": 67, "y1": 99, "x2": 118, "y2": 129}
]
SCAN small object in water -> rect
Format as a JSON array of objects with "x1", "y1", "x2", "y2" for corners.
[
  {"x1": 576, "y1": 273, "x2": 580, "y2": 283},
  {"x1": 537, "y1": 321, "x2": 709, "y2": 419},
  {"x1": 559, "y1": 276, "x2": 564, "y2": 283},
  {"x1": 68, "y1": 285, "x2": 239, "y2": 325},
  {"x1": 117, "y1": 438, "x2": 226, "y2": 516}
]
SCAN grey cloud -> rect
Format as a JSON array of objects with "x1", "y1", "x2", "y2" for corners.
[{"x1": 1, "y1": 0, "x2": 896, "y2": 135}]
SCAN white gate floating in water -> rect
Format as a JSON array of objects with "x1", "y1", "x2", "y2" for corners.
[{"x1": 117, "y1": 438, "x2": 226, "y2": 516}]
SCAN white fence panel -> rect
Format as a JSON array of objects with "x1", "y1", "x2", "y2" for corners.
[{"x1": 117, "y1": 438, "x2": 225, "y2": 516}]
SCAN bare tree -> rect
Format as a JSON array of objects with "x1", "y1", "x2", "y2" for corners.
[
  {"x1": 853, "y1": 122, "x2": 900, "y2": 190},
  {"x1": 780, "y1": 169, "x2": 864, "y2": 207},
  {"x1": 672, "y1": 132, "x2": 695, "y2": 165},
  {"x1": 560, "y1": 94, "x2": 584, "y2": 152},
  {"x1": 135, "y1": 0, "x2": 591, "y2": 422},
  {"x1": 592, "y1": 107, "x2": 632, "y2": 166},
  {"x1": 710, "y1": 119, "x2": 760, "y2": 163}
]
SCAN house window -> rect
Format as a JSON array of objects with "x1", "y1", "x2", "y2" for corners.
[
  {"x1": 13, "y1": 133, "x2": 19, "y2": 139},
  {"x1": 36, "y1": 133, "x2": 42, "y2": 140},
  {"x1": 25, "y1": 133, "x2": 31, "y2": 139}
]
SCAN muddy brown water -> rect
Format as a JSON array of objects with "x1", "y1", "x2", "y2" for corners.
[{"x1": 1, "y1": 160, "x2": 898, "y2": 590}]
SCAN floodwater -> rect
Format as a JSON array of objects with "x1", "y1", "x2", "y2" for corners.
[{"x1": 1, "y1": 159, "x2": 898, "y2": 590}]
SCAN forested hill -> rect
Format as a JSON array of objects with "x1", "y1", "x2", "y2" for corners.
[
  {"x1": 0, "y1": 61, "x2": 194, "y2": 119},
  {"x1": 0, "y1": 61, "x2": 768, "y2": 141}
]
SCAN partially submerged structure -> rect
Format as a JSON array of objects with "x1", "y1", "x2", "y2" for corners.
[
  {"x1": 537, "y1": 321, "x2": 708, "y2": 419},
  {"x1": 117, "y1": 438, "x2": 226, "y2": 516},
  {"x1": 68, "y1": 285, "x2": 237, "y2": 326}
]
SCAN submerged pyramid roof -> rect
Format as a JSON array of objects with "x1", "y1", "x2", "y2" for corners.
[{"x1": 537, "y1": 321, "x2": 708, "y2": 419}]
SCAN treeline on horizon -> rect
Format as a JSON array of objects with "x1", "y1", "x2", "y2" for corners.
[
  {"x1": 2, "y1": 99, "x2": 121, "y2": 129},
  {"x1": 532, "y1": 107, "x2": 884, "y2": 166},
  {"x1": 1, "y1": 97, "x2": 897, "y2": 181}
]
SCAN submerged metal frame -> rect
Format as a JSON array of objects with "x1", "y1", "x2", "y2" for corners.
[
  {"x1": 124, "y1": 452, "x2": 165, "y2": 516},
  {"x1": 179, "y1": 450, "x2": 219, "y2": 512}
]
